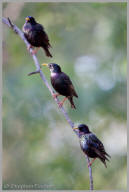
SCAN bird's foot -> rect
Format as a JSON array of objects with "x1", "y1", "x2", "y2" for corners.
[
  {"x1": 58, "y1": 101, "x2": 64, "y2": 108},
  {"x1": 27, "y1": 45, "x2": 33, "y2": 51},
  {"x1": 88, "y1": 158, "x2": 96, "y2": 167},
  {"x1": 31, "y1": 49, "x2": 37, "y2": 55},
  {"x1": 52, "y1": 93, "x2": 60, "y2": 99},
  {"x1": 88, "y1": 162, "x2": 92, "y2": 167},
  {"x1": 58, "y1": 97, "x2": 67, "y2": 108},
  {"x1": 31, "y1": 47, "x2": 40, "y2": 55}
]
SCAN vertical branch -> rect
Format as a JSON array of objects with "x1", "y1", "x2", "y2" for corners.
[
  {"x1": 86, "y1": 156, "x2": 93, "y2": 189},
  {"x1": 2, "y1": 17, "x2": 93, "y2": 190}
]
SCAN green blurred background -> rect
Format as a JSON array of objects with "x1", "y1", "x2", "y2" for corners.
[{"x1": 2, "y1": 2, "x2": 127, "y2": 190}]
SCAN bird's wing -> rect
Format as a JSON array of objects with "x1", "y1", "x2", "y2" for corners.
[
  {"x1": 88, "y1": 134, "x2": 110, "y2": 159},
  {"x1": 34, "y1": 24, "x2": 51, "y2": 47},
  {"x1": 61, "y1": 73, "x2": 78, "y2": 97},
  {"x1": 35, "y1": 23, "x2": 44, "y2": 31}
]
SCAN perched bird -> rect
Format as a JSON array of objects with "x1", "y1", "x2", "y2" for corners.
[
  {"x1": 74, "y1": 124, "x2": 111, "y2": 167},
  {"x1": 22, "y1": 16, "x2": 52, "y2": 57},
  {"x1": 42, "y1": 63, "x2": 78, "y2": 109}
]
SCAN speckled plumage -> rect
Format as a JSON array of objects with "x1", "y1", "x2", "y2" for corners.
[{"x1": 78, "y1": 124, "x2": 111, "y2": 167}]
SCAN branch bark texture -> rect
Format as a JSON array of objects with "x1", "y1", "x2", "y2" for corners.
[{"x1": 2, "y1": 17, "x2": 93, "y2": 190}]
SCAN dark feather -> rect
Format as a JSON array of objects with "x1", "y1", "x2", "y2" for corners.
[
  {"x1": 51, "y1": 72, "x2": 78, "y2": 108},
  {"x1": 51, "y1": 72, "x2": 77, "y2": 97},
  {"x1": 80, "y1": 133, "x2": 110, "y2": 167},
  {"x1": 68, "y1": 97, "x2": 76, "y2": 109},
  {"x1": 22, "y1": 19, "x2": 52, "y2": 57}
]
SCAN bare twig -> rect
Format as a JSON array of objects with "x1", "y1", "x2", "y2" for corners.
[
  {"x1": 2, "y1": 17, "x2": 93, "y2": 190},
  {"x1": 28, "y1": 70, "x2": 40, "y2": 76}
]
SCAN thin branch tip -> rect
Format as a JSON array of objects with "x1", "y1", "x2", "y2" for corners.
[
  {"x1": 28, "y1": 70, "x2": 40, "y2": 76},
  {"x1": 7, "y1": 17, "x2": 13, "y2": 27}
]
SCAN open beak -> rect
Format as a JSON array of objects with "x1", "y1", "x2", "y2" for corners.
[
  {"x1": 73, "y1": 127, "x2": 78, "y2": 130},
  {"x1": 25, "y1": 17, "x2": 30, "y2": 21},
  {"x1": 42, "y1": 63, "x2": 48, "y2": 67}
]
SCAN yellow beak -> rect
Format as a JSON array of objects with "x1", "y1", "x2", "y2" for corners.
[
  {"x1": 25, "y1": 17, "x2": 30, "y2": 21},
  {"x1": 73, "y1": 127, "x2": 78, "y2": 130},
  {"x1": 42, "y1": 63, "x2": 48, "y2": 67}
]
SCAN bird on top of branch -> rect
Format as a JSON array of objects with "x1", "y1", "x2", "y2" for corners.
[
  {"x1": 74, "y1": 124, "x2": 111, "y2": 168},
  {"x1": 22, "y1": 16, "x2": 52, "y2": 57},
  {"x1": 42, "y1": 63, "x2": 78, "y2": 109}
]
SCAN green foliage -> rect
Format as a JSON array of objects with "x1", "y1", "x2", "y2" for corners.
[{"x1": 3, "y1": 2, "x2": 126, "y2": 190}]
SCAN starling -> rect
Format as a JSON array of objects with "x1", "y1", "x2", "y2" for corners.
[
  {"x1": 22, "y1": 16, "x2": 52, "y2": 57},
  {"x1": 42, "y1": 63, "x2": 78, "y2": 109},
  {"x1": 74, "y1": 124, "x2": 111, "y2": 167}
]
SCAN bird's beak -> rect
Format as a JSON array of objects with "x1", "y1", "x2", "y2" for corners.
[
  {"x1": 42, "y1": 63, "x2": 48, "y2": 67},
  {"x1": 73, "y1": 127, "x2": 78, "y2": 130},
  {"x1": 25, "y1": 17, "x2": 30, "y2": 21}
]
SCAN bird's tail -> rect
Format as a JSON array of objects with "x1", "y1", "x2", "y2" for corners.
[
  {"x1": 42, "y1": 46, "x2": 52, "y2": 57},
  {"x1": 100, "y1": 153, "x2": 111, "y2": 168},
  {"x1": 101, "y1": 159, "x2": 107, "y2": 168},
  {"x1": 68, "y1": 97, "x2": 76, "y2": 109},
  {"x1": 105, "y1": 152, "x2": 111, "y2": 159}
]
